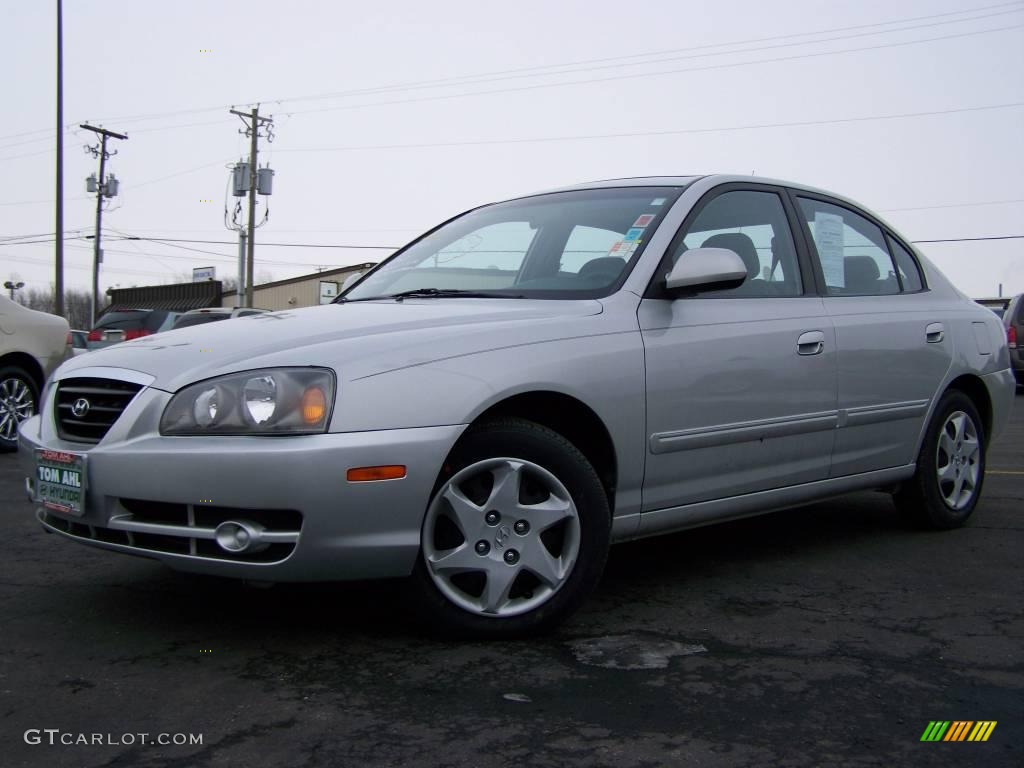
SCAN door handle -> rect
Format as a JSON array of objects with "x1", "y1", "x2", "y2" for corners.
[
  {"x1": 926, "y1": 322, "x2": 945, "y2": 343},
  {"x1": 797, "y1": 330, "x2": 825, "y2": 356}
]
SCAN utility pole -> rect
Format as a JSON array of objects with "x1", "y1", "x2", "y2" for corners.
[
  {"x1": 230, "y1": 107, "x2": 273, "y2": 308},
  {"x1": 54, "y1": 0, "x2": 64, "y2": 317},
  {"x1": 81, "y1": 124, "x2": 127, "y2": 324},
  {"x1": 237, "y1": 229, "x2": 247, "y2": 299}
]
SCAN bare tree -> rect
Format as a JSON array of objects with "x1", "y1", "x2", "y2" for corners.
[{"x1": 15, "y1": 287, "x2": 100, "y2": 329}]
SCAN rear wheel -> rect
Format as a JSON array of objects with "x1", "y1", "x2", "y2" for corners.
[
  {"x1": 895, "y1": 390, "x2": 985, "y2": 529},
  {"x1": 411, "y1": 418, "x2": 610, "y2": 637},
  {"x1": 0, "y1": 365, "x2": 39, "y2": 452}
]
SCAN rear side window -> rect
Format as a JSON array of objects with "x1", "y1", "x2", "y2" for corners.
[
  {"x1": 796, "y1": 198, "x2": 899, "y2": 296},
  {"x1": 887, "y1": 237, "x2": 924, "y2": 292}
]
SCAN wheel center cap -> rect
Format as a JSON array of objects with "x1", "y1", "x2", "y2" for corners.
[{"x1": 494, "y1": 524, "x2": 511, "y2": 550}]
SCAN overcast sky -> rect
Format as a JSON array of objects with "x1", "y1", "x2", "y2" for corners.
[{"x1": 2, "y1": 0, "x2": 1022, "y2": 299}]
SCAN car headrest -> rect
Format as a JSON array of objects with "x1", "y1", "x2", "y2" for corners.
[
  {"x1": 844, "y1": 255, "x2": 880, "y2": 293},
  {"x1": 701, "y1": 233, "x2": 760, "y2": 278},
  {"x1": 578, "y1": 257, "x2": 626, "y2": 282}
]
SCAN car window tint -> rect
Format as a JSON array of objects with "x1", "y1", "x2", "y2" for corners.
[
  {"x1": 94, "y1": 311, "x2": 150, "y2": 330},
  {"x1": 560, "y1": 226, "x2": 623, "y2": 274},
  {"x1": 173, "y1": 314, "x2": 230, "y2": 329},
  {"x1": 670, "y1": 190, "x2": 803, "y2": 297},
  {"x1": 888, "y1": 237, "x2": 923, "y2": 292},
  {"x1": 796, "y1": 198, "x2": 899, "y2": 296},
  {"x1": 346, "y1": 187, "x2": 683, "y2": 299}
]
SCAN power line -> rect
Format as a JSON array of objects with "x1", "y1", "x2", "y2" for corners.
[
  {"x1": 55, "y1": 0, "x2": 1024, "y2": 131},
  {"x1": 880, "y1": 198, "x2": 1024, "y2": 212},
  {"x1": 285, "y1": 23, "x2": 1024, "y2": 118},
  {"x1": 911, "y1": 235, "x2": 1024, "y2": 242},
  {"x1": 0, "y1": 145, "x2": 64, "y2": 164},
  {"x1": 277, "y1": 102, "x2": 1024, "y2": 153},
  {"x1": 277, "y1": 6, "x2": 1024, "y2": 106},
  {"x1": 134, "y1": 236, "x2": 397, "y2": 250}
]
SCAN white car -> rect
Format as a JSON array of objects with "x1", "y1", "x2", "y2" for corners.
[{"x1": 0, "y1": 296, "x2": 69, "y2": 451}]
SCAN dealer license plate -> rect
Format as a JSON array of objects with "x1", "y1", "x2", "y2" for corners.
[{"x1": 34, "y1": 449, "x2": 87, "y2": 516}]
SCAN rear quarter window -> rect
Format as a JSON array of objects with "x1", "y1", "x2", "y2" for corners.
[{"x1": 887, "y1": 237, "x2": 924, "y2": 292}]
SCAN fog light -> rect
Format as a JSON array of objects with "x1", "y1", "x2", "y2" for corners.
[{"x1": 214, "y1": 520, "x2": 269, "y2": 554}]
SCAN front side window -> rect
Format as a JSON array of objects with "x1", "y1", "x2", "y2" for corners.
[
  {"x1": 797, "y1": 198, "x2": 899, "y2": 296},
  {"x1": 344, "y1": 187, "x2": 685, "y2": 300},
  {"x1": 663, "y1": 189, "x2": 804, "y2": 298}
]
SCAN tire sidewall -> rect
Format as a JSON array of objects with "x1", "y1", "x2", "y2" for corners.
[
  {"x1": 411, "y1": 420, "x2": 611, "y2": 637},
  {"x1": 915, "y1": 391, "x2": 986, "y2": 528},
  {"x1": 0, "y1": 365, "x2": 39, "y2": 452}
]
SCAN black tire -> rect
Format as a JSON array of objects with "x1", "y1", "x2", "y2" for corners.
[
  {"x1": 894, "y1": 390, "x2": 986, "y2": 529},
  {"x1": 0, "y1": 365, "x2": 40, "y2": 453},
  {"x1": 410, "y1": 417, "x2": 611, "y2": 638}
]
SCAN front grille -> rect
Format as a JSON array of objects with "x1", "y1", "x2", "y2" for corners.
[
  {"x1": 55, "y1": 377, "x2": 143, "y2": 443},
  {"x1": 41, "y1": 500, "x2": 302, "y2": 564}
]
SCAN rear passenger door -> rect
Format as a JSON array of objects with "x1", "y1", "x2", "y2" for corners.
[{"x1": 791, "y1": 193, "x2": 952, "y2": 476}]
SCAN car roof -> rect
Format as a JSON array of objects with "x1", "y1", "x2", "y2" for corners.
[
  {"x1": 532, "y1": 174, "x2": 890, "y2": 233},
  {"x1": 543, "y1": 174, "x2": 859, "y2": 200}
]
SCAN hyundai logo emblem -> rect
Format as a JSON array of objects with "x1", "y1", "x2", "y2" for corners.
[{"x1": 71, "y1": 398, "x2": 91, "y2": 418}]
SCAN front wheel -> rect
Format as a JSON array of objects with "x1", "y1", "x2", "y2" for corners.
[
  {"x1": 410, "y1": 418, "x2": 611, "y2": 637},
  {"x1": 895, "y1": 390, "x2": 986, "y2": 529},
  {"x1": 0, "y1": 366, "x2": 39, "y2": 452}
]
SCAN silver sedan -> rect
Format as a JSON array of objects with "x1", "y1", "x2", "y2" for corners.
[{"x1": 18, "y1": 175, "x2": 1015, "y2": 636}]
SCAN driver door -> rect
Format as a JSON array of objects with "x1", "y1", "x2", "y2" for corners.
[{"x1": 638, "y1": 185, "x2": 837, "y2": 518}]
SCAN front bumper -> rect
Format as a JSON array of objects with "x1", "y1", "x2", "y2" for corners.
[{"x1": 19, "y1": 389, "x2": 464, "y2": 581}]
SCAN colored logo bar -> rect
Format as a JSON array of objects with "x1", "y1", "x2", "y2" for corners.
[{"x1": 920, "y1": 721, "x2": 997, "y2": 742}]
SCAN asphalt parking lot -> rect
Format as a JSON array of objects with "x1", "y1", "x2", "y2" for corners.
[{"x1": 2, "y1": 395, "x2": 1021, "y2": 768}]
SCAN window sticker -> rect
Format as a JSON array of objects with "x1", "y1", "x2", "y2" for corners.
[
  {"x1": 623, "y1": 227, "x2": 645, "y2": 242},
  {"x1": 649, "y1": 198, "x2": 666, "y2": 207},
  {"x1": 633, "y1": 214, "x2": 656, "y2": 227},
  {"x1": 607, "y1": 240, "x2": 638, "y2": 258},
  {"x1": 813, "y1": 211, "x2": 845, "y2": 288}
]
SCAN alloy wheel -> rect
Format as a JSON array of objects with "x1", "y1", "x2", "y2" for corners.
[
  {"x1": 0, "y1": 376, "x2": 34, "y2": 442},
  {"x1": 935, "y1": 410, "x2": 980, "y2": 510}
]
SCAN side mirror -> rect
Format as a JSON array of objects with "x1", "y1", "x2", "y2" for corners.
[
  {"x1": 340, "y1": 271, "x2": 364, "y2": 292},
  {"x1": 665, "y1": 247, "x2": 747, "y2": 294}
]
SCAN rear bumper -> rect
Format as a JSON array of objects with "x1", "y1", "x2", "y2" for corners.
[
  {"x1": 983, "y1": 369, "x2": 1016, "y2": 444},
  {"x1": 19, "y1": 412, "x2": 464, "y2": 581}
]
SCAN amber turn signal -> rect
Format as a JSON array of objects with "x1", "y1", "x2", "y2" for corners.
[
  {"x1": 301, "y1": 387, "x2": 327, "y2": 425},
  {"x1": 347, "y1": 465, "x2": 407, "y2": 482}
]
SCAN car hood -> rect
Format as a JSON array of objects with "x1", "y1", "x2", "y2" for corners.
[{"x1": 54, "y1": 299, "x2": 605, "y2": 391}]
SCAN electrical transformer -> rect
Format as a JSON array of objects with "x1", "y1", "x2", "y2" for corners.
[
  {"x1": 104, "y1": 174, "x2": 119, "y2": 198},
  {"x1": 232, "y1": 162, "x2": 251, "y2": 196},
  {"x1": 257, "y1": 167, "x2": 274, "y2": 195},
  {"x1": 86, "y1": 173, "x2": 97, "y2": 193}
]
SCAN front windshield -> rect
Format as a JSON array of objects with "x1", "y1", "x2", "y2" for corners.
[{"x1": 343, "y1": 186, "x2": 684, "y2": 300}]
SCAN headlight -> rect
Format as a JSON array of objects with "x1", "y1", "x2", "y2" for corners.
[{"x1": 160, "y1": 368, "x2": 335, "y2": 435}]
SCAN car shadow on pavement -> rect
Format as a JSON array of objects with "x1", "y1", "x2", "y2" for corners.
[{"x1": 74, "y1": 490, "x2": 911, "y2": 643}]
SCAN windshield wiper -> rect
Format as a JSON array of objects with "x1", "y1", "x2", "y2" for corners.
[
  {"x1": 389, "y1": 288, "x2": 524, "y2": 301},
  {"x1": 336, "y1": 288, "x2": 523, "y2": 303}
]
